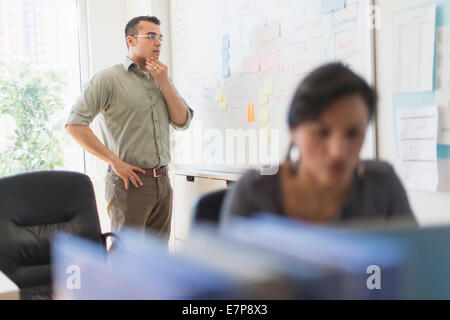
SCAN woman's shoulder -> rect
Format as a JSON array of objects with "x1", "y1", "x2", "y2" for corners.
[
  {"x1": 220, "y1": 167, "x2": 282, "y2": 219},
  {"x1": 352, "y1": 160, "x2": 416, "y2": 223},
  {"x1": 233, "y1": 167, "x2": 281, "y2": 192},
  {"x1": 361, "y1": 160, "x2": 393, "y2": 171},
  {"x1": 356, "y1": 160, "x2": 408, "y2": 200},
  {"x1": 358, "y1": 160, "x2": 397, "y2": 181}
]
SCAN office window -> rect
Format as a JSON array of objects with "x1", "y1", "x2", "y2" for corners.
[{"x1": 0, "y1": 0, "x2": 84, "y2": 176}]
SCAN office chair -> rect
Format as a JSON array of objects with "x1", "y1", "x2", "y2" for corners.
[
  {"x1": 0, "y1": 170, "x2": 114, "y2": 300},
  {"x1": 191, "y1": 189, "x2": 228, "y2": 228}
]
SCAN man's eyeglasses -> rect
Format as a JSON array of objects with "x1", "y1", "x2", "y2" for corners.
[{"x1": 133, "y1": 34, "x2": 163, "y2": 42}]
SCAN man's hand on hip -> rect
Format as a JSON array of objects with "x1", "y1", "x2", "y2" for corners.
[{"x1": 111, "y1": 159, "x2": 146, "y2": 190}]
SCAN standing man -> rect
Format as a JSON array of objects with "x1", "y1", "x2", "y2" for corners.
[{"x1": 66, "y1": 16, "x2": 193, "y2": 240}]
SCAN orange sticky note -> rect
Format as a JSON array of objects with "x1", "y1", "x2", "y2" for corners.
[{"x1": 248, "y1": 104, "x2": 255, "y2": 122}]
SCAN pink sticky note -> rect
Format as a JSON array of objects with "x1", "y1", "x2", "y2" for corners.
[
  {"x1": 260, "y1": 51, "x2": 279, "y2": 73},
  {"x1": 268, "y1": 21, "x2": 281, "y2": 39},
  {"x1": 243, "y1": 56, "x2": 260, "y2": 73}
]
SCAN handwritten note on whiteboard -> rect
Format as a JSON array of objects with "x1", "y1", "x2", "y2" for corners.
[
  {"x1": 393, "y1": 5, "x2": 436, "y2": 93},
  {"x1": 396, "y1": 106, "x2": 438, "y2": 191}
]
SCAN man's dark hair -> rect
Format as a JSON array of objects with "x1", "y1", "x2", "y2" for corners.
[
  {"x1": 288, "y1": 63, "x2": 377, "y2": 129},
  {"x1": 125, "y1": 16, "x2": 161, "y2": 49}
]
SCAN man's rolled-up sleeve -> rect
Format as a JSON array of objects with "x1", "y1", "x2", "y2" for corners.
[
  {"x1": 66, "y1": 72, "x2": 112, "y2": 127},
  {"x1": 171, "y1": 104, "x2": 194, "y2": 131}
]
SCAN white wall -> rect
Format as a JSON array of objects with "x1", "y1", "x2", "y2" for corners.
[
  {"x1": 83, "y1": 0, "x2": 171, "y2": 77},
  {"x1": 151, "y1": 0, "x2": 172, "y2": 73},
  {"x1": 125, "y1": 0, "x2": 152, "y2": 20},
  {"x1": 85, "y1": 0, "x2": 128, "y2": 75},
  {"x1": 375, "y1": 0, "x2": 450, "y2": 226}
]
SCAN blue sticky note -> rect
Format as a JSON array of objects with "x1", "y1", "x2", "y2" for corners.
[
  {"x1": 222, "y1": 50, "x2": 230, "y2": 61},
  {"x1": 222, "y1": 50, "x2": 230, "y2": 78},
  {"x1": 320, "y1": 0, "x2": 346, "y2": 14},
  {"x1": 222, "y1": 34, "x2": 230, "y2": 50},
  {"x1": 222, "y1": 62, "x2": 230, "y2": 78}
]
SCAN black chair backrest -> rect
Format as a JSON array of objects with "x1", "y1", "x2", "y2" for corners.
[
  {"x1": 0, "y1": 171, "x2": 105, "y2": 299},
  {"x1": 192, "y1": 189, "x2": 228, "y2": 227}
]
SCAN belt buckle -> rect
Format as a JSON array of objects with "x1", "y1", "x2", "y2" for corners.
[{"x1": 153, "y1": 168, "x2": 161, "y2": 177}]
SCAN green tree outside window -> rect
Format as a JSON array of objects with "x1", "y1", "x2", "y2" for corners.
[{"x1": 0, "y1": 62, "x2": 68, "y2": 176}]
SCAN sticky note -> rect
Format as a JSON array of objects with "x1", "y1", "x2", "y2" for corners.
[
  {"x1": 259, "y1": 95, "x2": 269, "y2": 105},
  {"x1": 215, "y1": 88, "x2": 222, "y2": 102},
  {"x1": 260, "y1": 106, "x2": 270, "y2": 123},
  {"x1": 263, "y1": 78, "x2": 273, "y2": 95},
  {"x1": 243, "y1": 56, "x2": 260, "y2": 73},
  {"x1": 320, "y1": 0, "x2": 346, "y2": 15},
  {"x1": 248, "y1": 104, "x2": 255, "y2": 122},
  {"x1": 268, "y1": 21, "x2": 281, "y2": 39},
  {"x1": 259, "y1": 88, "x2": 269, "y2": 105},
  {"x1": 260, "y1": 125, "x2": 271, "y2": 141},
  {"x1": 260, "y1": 51, "x2": 279, "y2": 73},
  {"x1": 222, "y1": 34, "x2": 230, "y2": 50},
  {"x1": 222, "y1": 62, "x2": 230, "y2": 78},
  {"x1": 213, "y1": 75, "x2": 220, "y2": 88},
  {"x1": 222, "y1": 50, "x2": 230, "y2": 61},
  {"x1": 220, "y1": 96, "x2": 228, "y2": 110}
]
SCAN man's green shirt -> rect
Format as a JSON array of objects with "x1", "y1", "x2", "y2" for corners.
[{"x1": 67, "y1": 57, "x2": 193, "y2": 168}]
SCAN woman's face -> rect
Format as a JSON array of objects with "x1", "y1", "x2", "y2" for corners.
[{"x1": 291, "y1": 94, "x2": 369, "y2": 187}]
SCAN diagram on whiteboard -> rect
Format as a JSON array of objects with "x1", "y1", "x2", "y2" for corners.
[{"x1": 170, "y1": 0, "x2": 374, "y2": 173}]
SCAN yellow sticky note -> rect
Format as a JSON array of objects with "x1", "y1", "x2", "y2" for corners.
[
  {"x1": 263, "y1": 78, "x2": 273, "y2": 95},
  {"x1": 260, "y1": 125, "x2": 270, "y2": 141},
  {"x1": 259, "y1": 88, "x2": 269, "y2": 105},
  {"x1": 260, "y1": 106, "x2": 270, "y2": 123},
  {"x1": 259, "y1": 94, "x2": 269, "y2": 105},
  {"x1": 215, "y1": 88, "x2": 222, "y2": 102},
  {"x1": 214, "y1": 75, "x2": 220, "y2": 87},
  {"x1": 220, "y1": 96, "x2": 228, "y2": 110}
]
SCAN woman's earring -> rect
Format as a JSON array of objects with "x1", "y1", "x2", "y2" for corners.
[
  {"x1": 288, "y1": 143, "x2": 300, "y2": 175},
  {"x1": 289, "y1": 144, "x2": 300, "y2": 163}
]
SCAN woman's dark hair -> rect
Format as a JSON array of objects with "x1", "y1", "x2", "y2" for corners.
[{"x1": 288, "y1": 63, "x2": 377, "y2": 129}]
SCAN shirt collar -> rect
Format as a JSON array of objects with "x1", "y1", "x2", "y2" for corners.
[
  {"x1": 123, "y1": 56, "x2": 136, "y2": 71},
  {"x1": 122, "y1": 56, "x2": 154, "y2": 82}
]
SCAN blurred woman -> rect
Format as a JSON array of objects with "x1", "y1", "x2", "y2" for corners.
[{"x1": 221, "y1": 63, "x2": 416, "y2": 226}]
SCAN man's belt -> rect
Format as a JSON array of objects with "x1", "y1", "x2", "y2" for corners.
[{"x1": 141, "y1": 166, "x2": 168, "y2": 177}]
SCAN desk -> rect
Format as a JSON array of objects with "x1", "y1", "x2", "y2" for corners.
[
  {"x1": 0, "y1": 271, "x2": 19, "y2": 300},
  {"x1": 170, "y1": 170, "x2": 242, "y2": 252}
]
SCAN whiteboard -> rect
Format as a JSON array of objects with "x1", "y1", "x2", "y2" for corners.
[{"x1": 170, "y1": 0, "x2": 375, "y2": 173}]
